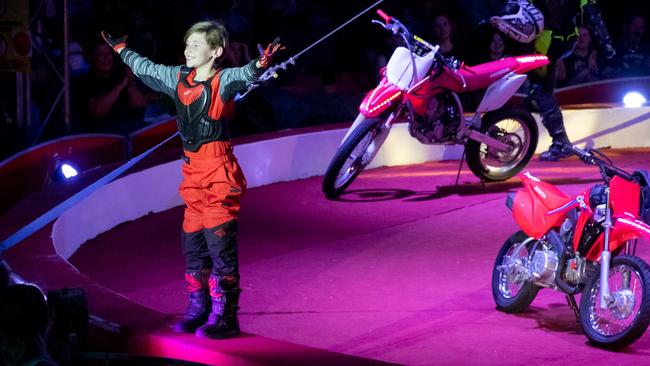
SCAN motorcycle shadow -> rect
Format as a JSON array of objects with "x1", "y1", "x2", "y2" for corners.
[
  {"x1": 513, "y1": 304, "x2": 650, "y2": 353},
  {"x1": 334, "y1": 177, "x2": 603, "y2": 203},
  {"x1": 512, "y1": 303, "x2": 582, "y2": 335}
]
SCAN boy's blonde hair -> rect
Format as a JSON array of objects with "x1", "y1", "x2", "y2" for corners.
[{"x1": 184, "y1": 21, "x2": 229, "y2": 52}]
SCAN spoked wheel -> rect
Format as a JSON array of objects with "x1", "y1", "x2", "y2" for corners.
[
  {"x1": 322, "y1": 117, "x2": 390, "y2": 198},
  {"x1": 579, "y1": 255, "x2": 650, "y2": 349},
  {"x1": 492, "y1": 231, "x2": 540, "y2": 313},
  {"x1": 466, "y1": 108, "x2": 538, "y2": 182}
]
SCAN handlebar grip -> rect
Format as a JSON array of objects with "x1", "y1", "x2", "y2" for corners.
[
  {"x1": 376, "y1": 9, "x2": 392, "y2": 23},
  {"x1": 562, "y1": 144, "x2": 587, "y2": 158}
]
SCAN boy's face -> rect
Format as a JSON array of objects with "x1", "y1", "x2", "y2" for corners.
[{"x1": 184, "y1": 32, "x2": 223, "y2": 68}]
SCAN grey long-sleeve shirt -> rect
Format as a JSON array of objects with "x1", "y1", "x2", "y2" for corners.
[{"x1": 120, "y1": 49, "x2": 263, "y2": 105}]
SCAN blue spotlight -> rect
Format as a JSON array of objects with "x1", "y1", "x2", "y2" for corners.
[
  {"x1": 52, "y1": 155, "x2": 79, "y2": 181},
  {"x1": 60, "y1": 163, "x2": 78, "y2": 179},
  {"x1": 623, "y1": 91, "x2": 646, "y2": 108}
]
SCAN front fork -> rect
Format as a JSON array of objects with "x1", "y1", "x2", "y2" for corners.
[
  {"x1": 341, "y1": 106, "x2": 402, "y2": 145},
  {"x1": 599, "y1": 187, "x2": 613, "y2": 309}
]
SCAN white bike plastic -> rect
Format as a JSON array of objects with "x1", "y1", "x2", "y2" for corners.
[
  {"x1": 476, "y1": 72, "x2": 528, "y2": 112},
  {"x1": 386, "y1": 47, "x2": 435, "y2": 90}
]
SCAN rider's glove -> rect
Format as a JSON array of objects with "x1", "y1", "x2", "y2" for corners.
[
  {"x1": 101, "y1": 31, "x2": 128, "y2": 54},
  {"x1": 257, "y1": 37, "x2": 285, "y2": 68}
]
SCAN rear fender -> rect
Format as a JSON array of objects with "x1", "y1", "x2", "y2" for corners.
[
  {"x1": 513, "y1": 55, "x2": 549, "y2": 74},
  {"x1": 476, "y1": 73, "x2": 528, "y2": 112}
]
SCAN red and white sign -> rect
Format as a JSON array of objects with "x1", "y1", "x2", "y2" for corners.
[{"x1": 0, "y1": 0, "x2": 31, "y2": 72}]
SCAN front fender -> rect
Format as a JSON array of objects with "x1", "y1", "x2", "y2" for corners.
[
  {"x1": 360, "y1": 82, "x2": 403, "y2": 118},
  {"x1": 615, "y1": 216, "x2": 650, "y2": 241},
  {"x1": 585, "y1": 215, "x2": 650, "y2": 260}
]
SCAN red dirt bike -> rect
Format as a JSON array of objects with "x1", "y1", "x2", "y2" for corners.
[
  {"x1": 493, "y1": 145, "x2": 650, "y2": 349},
  {"x1": 322, "y1": 9, "x2": 549, "y2": 198}
]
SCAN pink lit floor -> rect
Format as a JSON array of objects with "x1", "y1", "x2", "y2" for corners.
[
  {"x1": 65, "y1": 148, "x2": 650, "y2": 365},
  {"x1": 5, "y1": 149, "x2": 650, "y2": 365}
]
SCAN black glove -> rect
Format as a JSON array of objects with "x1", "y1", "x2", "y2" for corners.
[{"x1": 101, "y1": 31, "x2": 128, "y2": 54}]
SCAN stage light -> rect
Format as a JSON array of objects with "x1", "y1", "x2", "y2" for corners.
[
  {"x1": 51, "y1": 154, "x2": 79, "y2": 182},
  {"x1": 623, "y1": 91, "x2": 646, "y2": 108},
  {"x1": 60, "y1": 163, "x2": 78, "y2": 179}
]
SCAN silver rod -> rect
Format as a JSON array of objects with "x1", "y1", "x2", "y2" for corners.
[
  {"x1": 293, "y1": 0, "x2": 385, "y2": 60},
  {"x1": 16, "y1": 73, "x2": 24, "y2": 128},
  {"x1": 63, "y1": 0, "x2": 70, "y2": 133},
  {"x1": 26, "y1": 72, "x2": 31, "y2": 127}
]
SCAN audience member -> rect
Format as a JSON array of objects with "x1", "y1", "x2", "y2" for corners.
[
  {"x1": 72, "y1": 38, "x2": 148, "y2": 135},
  {"x1": 613, "y1": 14, "x2": 650, "y2": 77},
  {"x1": 483, "y1": 31, "x2": 509, "y2": 62},
  {"x1": 557, "y1": 26, "x2": 600, "y2": 86},
  {"x1": 432, "y1": 14, "x2": 464, "y2": 59},
  {"x1": 0, "y1": 284, "x2": 58, "y2": 366}
]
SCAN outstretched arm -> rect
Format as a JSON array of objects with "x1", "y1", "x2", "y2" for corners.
[
  {"x1": 219, "y1": 60, "x2": 264, "y2": 101},
  {"x1": 219, "y1": 39, "x2": 285, "y2": 101},
  {"x1": 102, "y1": 31, "x2": 181, "y2": 97}
]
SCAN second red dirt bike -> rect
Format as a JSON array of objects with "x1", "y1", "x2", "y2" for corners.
[
  {"x1": 493, "y1": 145, "x2": 650, "y2": 349},
  {"x1": 322, "y1": 9, "x2": 549, "y2": 198}
]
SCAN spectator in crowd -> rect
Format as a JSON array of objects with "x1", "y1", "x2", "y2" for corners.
[
  {"x1": 432, "y1": 14, "x2": 464, "y2": 59},
  {"x1": 484, "y1": 30, "x2": 508, "y2": 62},
  {"x1": 613, "y1": 14, "x2": 650, "y2": 77},
  {"x1": 557, "y1": 26, "x2": 600, "y2": 86},
  {"x1": 72, "y1": 38, "x2": 148, "y2": 134},
  {"x1": 0, "y1": 284, "x2": 58, "y2": 366}
]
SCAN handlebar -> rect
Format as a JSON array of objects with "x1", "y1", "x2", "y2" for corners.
[
  {"x1": 562, "y1": 145, "x2": 635, "y2": 182},
  {"x1": 373, "y1": 9, "x2": 408, "y2": 36},
  {"x1": 376, "y1": 9, "x2": 392, "y2": 23}
]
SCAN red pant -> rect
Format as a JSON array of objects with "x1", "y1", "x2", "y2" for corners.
[{"x1": 179, "y1": 141, "x2": 247, "y2": 233}]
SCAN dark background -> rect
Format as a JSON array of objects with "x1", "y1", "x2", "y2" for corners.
[{"x1": 1, "y1": 0, "x2": 649, "y2": 161}]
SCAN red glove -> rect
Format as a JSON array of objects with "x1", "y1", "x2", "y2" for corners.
[
  {"x1": 257, "y1": 37, "x2": 285, "y2": 68},
  {"x1": 101, "y1": 31, "x2": 128, "y2": 54}
]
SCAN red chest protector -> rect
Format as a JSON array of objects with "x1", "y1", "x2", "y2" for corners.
[{"x1": 174, "y1": 67, "x2": 230, "y2": 152}]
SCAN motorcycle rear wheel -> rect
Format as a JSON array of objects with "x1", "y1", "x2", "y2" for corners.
[
  {"x1": 492, "y1": 231, "x2": 540, "y2": 313},
  {"x1": 466, "y1": 108, "x2": 538, "y2": 182},
  {"x1": 322, "y1": 117, "x2": 389, "y2": 198},
  {"x1": 579, "y1": 255, "x2": 650, "y2": 350}
]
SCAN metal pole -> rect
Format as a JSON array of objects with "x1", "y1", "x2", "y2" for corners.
[
  {"x1": 16, "y1": 73, "x2": 24, "y2": 128},
  {"x1": 63, "y1": 0, "x2": 70, "y2": 133},
  {"x1": 26, "y1": 72, "x2": 31, "y2": 127}
]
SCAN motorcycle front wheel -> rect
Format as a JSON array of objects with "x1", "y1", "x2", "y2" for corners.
[
  {"x1": 492, "y1": 231, "x2": 540, "y2": 313},
  {"x1": 579, "y1": 255, "x2": 650, "y2": 350},
  {"x1": 466, "y1": 108, "x2": 538, "y2": 182},
  {"x1": 322, "y1": 116, "x2": 390, "y2": 198}
]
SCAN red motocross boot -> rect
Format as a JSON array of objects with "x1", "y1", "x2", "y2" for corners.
[
  {"x1": 196, "y1": 274, "x2": 240, "y2": 339},
  {"x1": 172, "y1": 270, "x2": 211, "y2": 333}
]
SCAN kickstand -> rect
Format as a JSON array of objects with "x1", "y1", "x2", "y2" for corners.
[
  {"x1": 566, "y1": 294, "x2": 580, "y2": 322},
  {"x1": 455, "y1": 148, "x2": 466, "y2": 187}
]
